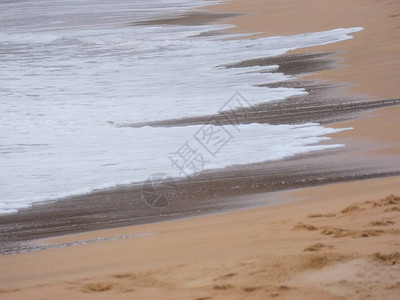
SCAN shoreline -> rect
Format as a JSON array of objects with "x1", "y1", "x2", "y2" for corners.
[
  {"x1": 1, "y1": 0, "x2": 400, "y2": 256},
  {"x1": 2, "y1": 130, "x2": 399, "y2": 255}
]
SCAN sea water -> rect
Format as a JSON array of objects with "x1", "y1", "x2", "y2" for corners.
[{"x1": 0, "y1": 0, "x2": 362, "y2": 213}]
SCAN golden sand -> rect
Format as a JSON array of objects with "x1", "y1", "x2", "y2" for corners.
[{"x1": 0, "y1": 176, "x2": 399, "y2": 299}]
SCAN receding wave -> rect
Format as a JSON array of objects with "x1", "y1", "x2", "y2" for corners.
[{"x1": 0, "y1": 0, "x2": 362, "y2": 213}]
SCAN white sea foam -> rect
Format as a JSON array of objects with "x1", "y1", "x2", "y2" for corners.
[{"x1": 0, "y1": 0, "x2": 362, "y2": 213}]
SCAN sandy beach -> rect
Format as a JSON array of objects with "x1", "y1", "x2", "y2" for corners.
[
  {"x1": 0, "y1": 0, "x2": 399, "y2": 299},
  {"x1": 0, "y1": 177, "x2": 399, "y2": 299}
]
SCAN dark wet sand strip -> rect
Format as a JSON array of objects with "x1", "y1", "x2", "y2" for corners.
[
  {"x1": 121, "y1": 93, "x2": 400, "y2": 128},
  {"x1": 1, "y1": 142, "x2": 400, "y2": 256},
  {"x1": 131, "y1": 11, "x2": 242, "y2": 27}
]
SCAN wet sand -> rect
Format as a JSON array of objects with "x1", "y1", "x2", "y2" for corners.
[{"x1": 2, "y1": 146, "x2": 399, "y2": 255}]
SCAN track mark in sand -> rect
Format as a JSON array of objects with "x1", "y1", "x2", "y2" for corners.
[
  {"x1": 321, "y1": 226, "x2": 350, "y2": 237},
  {"x1": 370, "y1": 220, "x2": 395, "y2": 226},
  {"x1": 292, "y1": 222, "x2": 318, "y2": 231},
  {"x1": 255, "y1": 285, "x2": 293, "y2": 298},
  {"x1": 309, "y1": 195, "x2": 400, "y2": 219},
  {"x1": 307, "y1": 213, "x2": 336, "y2": 218},
  {"x1": 370, "y1": 194, "x2": 400, "y2": 207},
  {"x1": 278, "y1": 285, "x2": 292, "y2": 291},
  {"x1": 304, "y1": 243, "x2": 334, "y2": 252},
  {"x1": 341, "y1": 204, "x2": 363, "y2": 214},
  {"x1": 320, "y1": 226, "x2": 384, "y2": 238},
  {"x1": 268, "y1": 286, "x2": 295, "y2": 298},
  {"x1": 385, "y1": 206, "x2": 400, "y2": 212},
  {"x1": 0, "y1": 289, "x2": 20, "y2": 294},
  {"x1": 386, "y1": 282, "x2": 400, "y2": 290},
  {"x1": 301, "y1": 194, "x2": 399, "y2": 239},
  {"x1": 270, "y1": 292, "x2": 280, "y2": 297},
  {"x1": 307, "y1": 213, "x2": 323, "y2": 218},
  {"x1": 242, "y1": 286, "x2": 264, "y2": 292},
  {"x1": 213, "y1": 284, "x2": 234, "y2": 290},
  {"x1": 80, "y1": 273, "x2": 143, "y2": 294},
  {"x1": 112, "y1": 273, "x2": 136, "y2": 279},
  {"x1": 82, "y1": 282, "x2": 113, "y2": 293},
  {"x1": 301, "y1": 253, "x2": 350, "y2": 269},
  {"x1": 372, "y1": 252, "x2": 400, "y2": 265},
  {"x1": 213, "y1": 273, "x2": 237, "y2": 281}
]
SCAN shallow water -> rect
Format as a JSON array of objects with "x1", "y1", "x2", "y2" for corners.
[{"x1": 0, "y1": 0, "x2": 362, "y2": 213}]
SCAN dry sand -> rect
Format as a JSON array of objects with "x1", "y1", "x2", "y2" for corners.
[
  {"x1": 210, "y1": 0, "x2": 400, "y2": 99},
  {"x1": 1, "y1": 0, "x2": 399, "y2": 299},
  {"x1": 0, "y1": 176, "x2": 399, "y2": 299}
]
